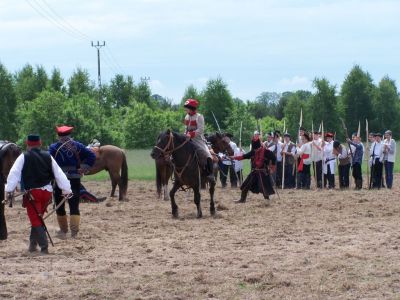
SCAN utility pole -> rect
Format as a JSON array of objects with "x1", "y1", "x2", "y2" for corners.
[{"x1": 91, "y1": 41, "x2": 106, "y2": 88}]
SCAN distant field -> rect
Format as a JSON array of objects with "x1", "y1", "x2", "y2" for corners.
[{"x1": 84, "y1": 144, "x2": 400, "y2": 181}]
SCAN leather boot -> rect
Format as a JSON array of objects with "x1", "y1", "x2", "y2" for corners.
[
  {"x1": 28, "y1": 227, "x2": 38, "y2": 252},
  {"x1": 235, "y1": 190, "x2": 248, "y2": 203},
  {"x1": 35, "y1": 226, "x2": 49, "y2": 254},
  {"x1": 70, "y1": 215, "x2": 80, "y2": 238},
  {"x1": 56, "y1": 215, "x2": 68, "y2": 239},
  {"x1": 206, "y1": 158, "x2": 215, "y2": 183}
]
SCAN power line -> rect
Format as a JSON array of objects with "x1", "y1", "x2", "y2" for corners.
[{"x1": 91, "y1": 41, "x2": 106, "y2": 88}]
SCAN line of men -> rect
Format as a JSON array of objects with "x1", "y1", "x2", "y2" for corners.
[
  {"x1": 216, "y1": 128, "x2": 396, "y2": 191},
  {"x1": 264, "y1": 128, "x2": 396, "y2": 190}
]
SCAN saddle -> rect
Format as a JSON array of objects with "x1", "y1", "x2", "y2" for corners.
[{"x1": 88, "y1": 146, "x2": 101, "y2": 159}]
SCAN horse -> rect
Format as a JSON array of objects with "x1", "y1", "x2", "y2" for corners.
[
  {"x1": 0, "y1": 141, "x2": 22, "y2": 240},
  {"x1": 153, "y1": 131, "x2": 233, "y2": 218},
  {"x1": 86, "y1": 145, "x2": 128, "y2": 201},
  {"x1": 150, "y1": 149, "x2": 173, "y2": 201}
]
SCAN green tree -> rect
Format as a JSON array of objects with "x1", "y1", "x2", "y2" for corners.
[
  {"x1": 68, "y1": 68, "x2": 94, "y2": 97},
  {"x1": 49, "y1": 68, "x2": 65, "y2": 93},
  {"x1": 309, "y1": 78, "x2": 339, "y2": 135},
  {"x1": 340, "y1": 65, "x2": 375, "y2": 139},
  {"x1": 133, "y1": 79, "x2": 155, "y2": 108},
  {"x1": 16, "y1": 90, "x2": 66, "y2": 145},
  {"x1": 225, "y1": 101, "x2": 256, "y2": 148},
  {"x1": 202, "y1": 77, "x2": 234, "y2": 132},
  {"x1": 283, "y1": 93, "x2": 310, "y2": 139},
  {"x1": 108, "y1": 74, "x2": 135, "y2": 108},
  {"x1": 0, "y1": 63, "x2": 17, "y2": 139},
  {"x1": 373, "y1": 76, "x2": 400, "y2": 135},
  {"x1": 14, "y1": 64, "x2": 37, "y2": 102}
]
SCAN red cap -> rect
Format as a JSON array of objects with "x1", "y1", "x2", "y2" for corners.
[
  {"x1": 184, "y1": 99, "x2": 199, "y2": 109},
  {"x1": 325, "y1": 132, "x2": 334, "y2": 138},
  {"x1": 56, "y1": 125, "x2": 74, "y2": 136}
]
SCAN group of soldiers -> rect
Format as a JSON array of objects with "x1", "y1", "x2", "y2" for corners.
[{"x1": 216, "y1": 127, "x2": 396, "y2": 193}]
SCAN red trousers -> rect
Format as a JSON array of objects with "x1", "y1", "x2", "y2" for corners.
[{"x1": 24, "y1": 189, "x2": 52, "y2": 227}]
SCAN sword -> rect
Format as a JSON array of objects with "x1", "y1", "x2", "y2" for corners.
[{"x1": 43, "y1": 193, "x2": 72, "y2": 221}]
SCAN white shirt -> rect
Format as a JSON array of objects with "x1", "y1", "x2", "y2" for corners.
[
  {"x1": 323, "y1": 141, "x2": 336, "y2": 174},
  {"x1": 310, "y1": 138, "x2": 323, "y2": 161},
  {"x1": 371, "y1": 140, "x2": 384, "y2": 163},
  {"x1": 296, "y1": 142, "x2": 312, "y2": 165},
  {"x1": 233, "y1": 147, "x2": 244, "y2": 172},
  {"x1": 5, "y1": 153, "x2": 72, "y2": 194},
  {"x1": 383, "y1": 138, "x2": 396, "y2": 163}
]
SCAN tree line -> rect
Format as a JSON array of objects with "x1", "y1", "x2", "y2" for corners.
[{"x1": 0, "y1": 63, "x2": 398, "y2": 148}]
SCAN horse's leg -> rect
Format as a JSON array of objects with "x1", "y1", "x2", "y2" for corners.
[
  {"x1": 163, "y1": 183, "x2": 170, "y2": 201},
  {"x1": 194, "y1": 187, "x2": 202, "y2": 218},
  {"x1": 209, "y1": 179, "x2": 216, "y2": 216},
  {"x1": 169, "y1": 182, "x2": 180, "y2": 218}
]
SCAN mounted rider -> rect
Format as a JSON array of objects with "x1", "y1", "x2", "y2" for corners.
[{"x1": 183, "y1": 99, "x2": 215, "y2": 182}]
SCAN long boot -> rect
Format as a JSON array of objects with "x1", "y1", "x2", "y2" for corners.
[
  {"x1": 70, "y1": 215, "x2": 80, "y2": 238},
  {"x1": 206, "y1": 158, "x2": 215, "y2": 183},
  {"x1": 28, "y1": 227, "x2": 38, "y2": 252},
  {"x1": 235, "y1": 190, "x2": 248, "y2": 204},
  {"x1": 56, "y1": 215, "x2": 68, "y2": 239},
  {"x1": 35, "y1": 226, "x2": 49, "y2": 254},
  {"x1": 356, "y1": 179, "x2": 363, "y2": 190}
]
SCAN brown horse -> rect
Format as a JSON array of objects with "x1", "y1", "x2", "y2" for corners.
[
  {"x1": 0, "y1": 141, "x2": 22, "y2": 240},
  {"x1": 86, "y1": 145, "x2": 128, "y2": 201},
  {"x1": 153, "y1": 131, "x2": 233, "y2": 218}
]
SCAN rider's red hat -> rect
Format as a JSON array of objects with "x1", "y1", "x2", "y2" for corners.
[
  {"x1": 26, "y1": 134, "x2": 41, "y2": 146},
  {"x1": 184, "y1": 98, "x2": 199, "y2": 109},
  {"x1": 56, "y1": 125, "x2": 74, "y2": 136}
]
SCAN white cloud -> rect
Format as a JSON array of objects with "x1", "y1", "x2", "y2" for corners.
[
  {"x1": 149, "y1": 79, "x2": 165, "y2": 91},
  {"x1": 278, "y1": 76, "x2": 311, "y2": 90}
]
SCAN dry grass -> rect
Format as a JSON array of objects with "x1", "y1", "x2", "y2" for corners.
[{"x1": 1, "y1": 177, "x2": 400, "y2": 299}]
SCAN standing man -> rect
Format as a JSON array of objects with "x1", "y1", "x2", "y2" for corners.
[
  {"x1": 371, "y1": 133, "x2": 384, "y2": 189},
  {"x1": 232, "y1": 134, "x2": 276, "y2": 203},
  {"x1": 310, "y1": 131, "x2": 323, "y2": 188},
  {"x1": 5, "y1": 134, "x2": 71, "y2": 253},
  {"x1": 281, "y1": 133, "x2": 296, "y2": 188},
  {"x1": 296, "y1": 133, "x2": 312, "y2": 189},
  {"x1": 49, "y1": 126, "x2": 96, "y2": 238},
  {"x1": 347, "y1": 133, "x2": 364, "y2": 189},
  {"x1": 183, "y1": 99, "x2": 215, "y2": 182},
  {"x1": 333, "y1": 141, "x2": 350, "y2": 189},
  {"x1": 383, "y1": 130, "x2": 396, "y2": 189},
  {"x1": 323, "y1": 133, "x2": 336, "y2": 189}
]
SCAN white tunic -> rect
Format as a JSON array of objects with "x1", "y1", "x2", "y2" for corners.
[{"x1": 323, "y1": 141, "x2": 336, "y2": 174}]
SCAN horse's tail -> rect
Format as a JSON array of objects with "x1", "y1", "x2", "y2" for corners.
[
  {"x1": 120, "y1": 152, "x2": 128, "y2": 197},
  {"x1": 156, "y1": 161, "x2": 162, "y2": 198}
]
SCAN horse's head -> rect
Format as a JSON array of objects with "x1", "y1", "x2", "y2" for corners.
[
  {"x1": 208, "y1": 132, "x2": 234, "y2": 156},
  {"x1": 0, "y1": 142, "x2": 22, "y2": 179}
]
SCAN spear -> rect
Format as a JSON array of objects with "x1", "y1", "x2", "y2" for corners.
[
  {"x1": 239, "y1": 121, "x2": 243, "y2": 184},
  {"x1": 211, "y1": 111, "x2": 221, "y2": 133},
  {"x1": 311, "y1": 121, "x2": 317, "y2": 187},
  {"x1": 357, "y1": 120, "x2": 361, "y2": 138},
  {"x1": 321, "y1": 120, "x2": 324, "y2": 187},
  {"x1": 366, "y1": 119, "x2": 369, "y2": 189}
]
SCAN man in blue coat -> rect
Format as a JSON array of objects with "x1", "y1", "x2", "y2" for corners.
[{"x1": 49, "y1": 125, "x2": 96, "y2": 238}]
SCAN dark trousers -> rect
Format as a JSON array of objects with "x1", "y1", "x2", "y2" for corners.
[
  {"x1": 324, "y1": 165, "x2": 335, "y2": 189},
  {"x1": 299, "y1": 164, "x2": 311, "y2": 189},
  {"x1": 384, "y1": 161, "x2": 394, "y2": 189},
  {"x1": 372, "y1": 159, "x2": 383, "y2": 189},
  {"x1": 55, "y1": 178, "x2": 81, "y2": 216},
  {"x1": 338, "y1": 164, "x2": 350, "y2": 188},
  {"x1": 283, "y1": 163, "x2": 295, "y2": 188},
  {"x1": 314, "y1": 161, "x2": 323, "y2": 188},
  {"x1": 218, "y1": 163, "x2": 237, "y2": 187},
  {"x1": 275, "y1": 161, "x2": 283, "y2": 187}
]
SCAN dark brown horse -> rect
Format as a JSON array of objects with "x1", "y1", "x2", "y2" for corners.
[
  {"x1": 0, "y1": 141, "x2": 22, "y2": 240},
  {"x1": 153, "y1": 131, "x2": 233, "y2": 218},
  {"x1": 86, "y1": 145, "x2": 128, "y2": 201}
]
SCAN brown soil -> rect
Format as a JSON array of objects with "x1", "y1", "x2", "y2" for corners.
[{"x1": 1, "y1": 178, "x2": 400, "y2": 299}]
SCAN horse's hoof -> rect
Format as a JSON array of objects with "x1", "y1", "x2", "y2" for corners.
[
  {"x1": 210, "y1": 209, "x2": 216, "y2": 216},
  {"x1": 197, "y1": 212, "x2": 203, "y2": 219},
  {"x1": 172, "y1": 210, "x2": 179, "y2": 218}
]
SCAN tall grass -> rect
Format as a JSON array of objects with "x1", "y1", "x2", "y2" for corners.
[{"x1": 83, "y1": 143, "x2": 400, "y2": 181}]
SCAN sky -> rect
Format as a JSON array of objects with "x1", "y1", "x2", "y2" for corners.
[{"x1": 0, "y1": 0, "x2": 399, "y2": 103}]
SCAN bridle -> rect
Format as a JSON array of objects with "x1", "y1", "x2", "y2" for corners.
[{"x1": 153, "y1": 131, "x2": 190, "y2": 158}]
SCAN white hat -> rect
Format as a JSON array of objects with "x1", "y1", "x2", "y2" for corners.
[{"x1": 254, "y1": 130, "x2": 260, "y2": 135}]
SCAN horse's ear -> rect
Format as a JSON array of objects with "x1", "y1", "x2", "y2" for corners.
[
  {"x1": 216, "y1": 132, "x2": 221, "y2": 138},
  {"x1": 166, "y1": 128, "x2": 171, "y2": 134}
]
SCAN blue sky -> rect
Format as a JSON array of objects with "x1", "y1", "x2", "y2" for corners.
[{"x1": 0, "y1": 0, "x2": 399, "y2": 103}]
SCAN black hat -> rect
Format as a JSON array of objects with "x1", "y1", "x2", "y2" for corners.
[
  {"x1": 283, "y1": 133, "x2": 291, "y2": 138},
  {"x1": 26, "y1": 134, "x2": 41, "y2": 146},
  {"x1": 299, "y1": 126, "x2": 306, "y2": 131},
  {"x1": 225, "y1": 133, "x2": 233, "y2": 139},
  {"x1": 333, "y1": 140, "x2": 341, "y2": 149},
  {"x1": 274, "y1": 130, "x2": 281, "y2": 137},
  {"x1": 374, "y1": 132, "x2": 382, "y2": 137}
]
